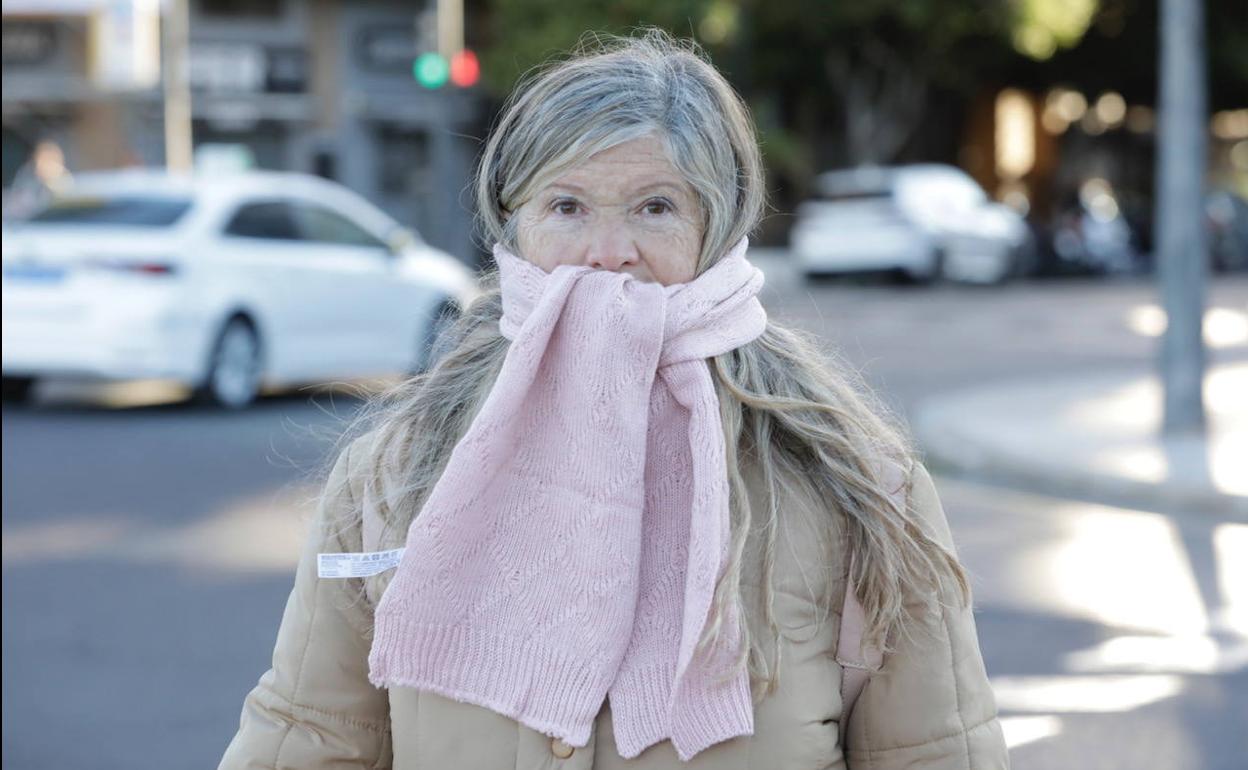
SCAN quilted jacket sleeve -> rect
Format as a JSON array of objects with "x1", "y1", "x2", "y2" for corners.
[
  {"x1": 218, "y1": 439, "x2": 392, "y2": 769},
  {"x1": 844, "y1": 463, "x2": 1009, "y2": 770}
]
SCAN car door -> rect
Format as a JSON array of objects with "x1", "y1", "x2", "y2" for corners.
[
  {"x1": 288, "y1": 201, "x2": 410, "y2": 376},
  {"x1": 215, "y1": 199, "x2": 335, "y2": 382}
]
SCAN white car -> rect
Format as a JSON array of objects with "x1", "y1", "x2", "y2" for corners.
[
  {"x1": 790, "y1": 164, "x2": 1033, "y2": 284},
  {"x1": 2, "y1": 169, "x2": 480, "y2": 408}
]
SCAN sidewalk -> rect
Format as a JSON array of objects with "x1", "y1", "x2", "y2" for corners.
[{"x1": 913, "y1": 361, "x2": 1248, "y2": 518}]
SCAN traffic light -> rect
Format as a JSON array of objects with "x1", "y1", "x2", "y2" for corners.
[
  {"x1": 414, "y1": 52, "x2": 449, "y2": 89},
  {"x1": 449, "y1": 49, "x2": 479, "y2": 87},
  {"x1": 413, "y1": 49, "x2": 478, "y2": 89}
]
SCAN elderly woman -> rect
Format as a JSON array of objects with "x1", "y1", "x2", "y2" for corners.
[{"x1": 220, "y1": 30, "x2": 1008, "y2": 770}]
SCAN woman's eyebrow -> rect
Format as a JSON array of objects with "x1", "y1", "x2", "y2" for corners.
[
  {"x1": 546, "y1": 182, "x2": 588, "y2": 194},
  {"x1": 635, "y1": 182, "x2": 687, "y2": 197}
]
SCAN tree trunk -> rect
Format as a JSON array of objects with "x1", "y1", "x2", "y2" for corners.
[{"x1": 825, "y1": 40, "x2": 927, "y2": 166}]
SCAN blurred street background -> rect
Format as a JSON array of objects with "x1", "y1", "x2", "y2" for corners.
[{"x1": 2, "y1": 1, "x2": 1246, "y2": 769}]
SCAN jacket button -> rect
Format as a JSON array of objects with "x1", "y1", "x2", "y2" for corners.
[{"x1": 550, "y1": 737, "x2": 575, "y2": 759}]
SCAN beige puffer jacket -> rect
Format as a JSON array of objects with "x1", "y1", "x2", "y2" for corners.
[{"x1": 219, "y1": 433, "x2": 1009, "y2": 769}]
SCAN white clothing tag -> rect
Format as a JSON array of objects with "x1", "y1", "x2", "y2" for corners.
[{"x1": 317, "y1": 547, "x2": 406, "y2": 578}]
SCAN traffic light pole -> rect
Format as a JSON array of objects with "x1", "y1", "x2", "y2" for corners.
[
  {"x1": 162, "y1": 0, "x2": 193, "y2": 173},
  {"x1": 437, "y1": 0, "x2": 463, "y2": 59}
]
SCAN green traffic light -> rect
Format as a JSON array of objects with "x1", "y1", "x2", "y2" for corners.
[{"x1": 414, "y1": 52, "x2": 449, "y2": 88}]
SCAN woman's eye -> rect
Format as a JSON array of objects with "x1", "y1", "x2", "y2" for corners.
[
  {"x1": 642, "y1": 198, "x2": 673, "y2": 216},
  {"x1": 551, "y1": 199, "x2": 580, "y2": 216}
]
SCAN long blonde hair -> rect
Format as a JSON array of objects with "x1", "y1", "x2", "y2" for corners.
[{"x1": 322, "y1": 28, "x2": 969, "y2": 700}]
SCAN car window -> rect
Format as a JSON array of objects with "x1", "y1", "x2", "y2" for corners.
[
  {"x1": 814, "y1": 167, "x2": 895, "y2": 202},
  {"x1": 292, "y1": 203, "x2": 387, "y2": 249},
  {"x1": 224, "y1": 201, "x2": 300, "y2": 240},
  {"x1": 816, "y1": 188, "x2": 893, "y2": 203},
  {"x1": 29, "y1": 196, "x2": 192, "y2": 226}
]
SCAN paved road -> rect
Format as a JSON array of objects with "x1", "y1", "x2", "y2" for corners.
[{"x1": 3, "y1": 263, "x2": 1246, "y2": 769}]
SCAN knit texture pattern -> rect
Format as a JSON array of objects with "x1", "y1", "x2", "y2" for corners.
[{"x1": 367, "y1": 236, "x2": 767, "y2": 761}]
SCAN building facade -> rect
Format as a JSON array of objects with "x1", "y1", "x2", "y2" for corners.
[{"x1": 1, "y1": 0, "x2": 485, "y2": 264}]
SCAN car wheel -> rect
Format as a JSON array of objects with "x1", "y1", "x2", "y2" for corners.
[
  {"x1": 1, "y1": 376, "x2": 37, "y2": 404},
  {"x1": 410, "y1": 300, "x2": 460, "y2": 375},
  {"x1": 196, "y1": 318, "x2": 262, "y2": 409},
  {"x1": 887, "y1": 267, "x2": 921, "y2": 285},
  {"x1": 904, "y1": 247, "x2": 946, "y2": 285}
]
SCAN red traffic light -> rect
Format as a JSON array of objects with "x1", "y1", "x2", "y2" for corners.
[{"x1": 450, "y1": 49, "x2": 480, "y2": 88}]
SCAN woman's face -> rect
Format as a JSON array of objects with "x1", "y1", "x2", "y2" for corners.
[{"x1": 512, "y1": 135, "x2": 704, "y2": 286}]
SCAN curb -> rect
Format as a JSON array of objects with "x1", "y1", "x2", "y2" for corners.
[{"x1": 913, "y1": 373, "x2": 1248, "y2": 520}]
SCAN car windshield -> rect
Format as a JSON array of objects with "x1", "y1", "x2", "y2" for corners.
[{"x1": 28, "y1": 196, "x2": 193, "y2": 227}]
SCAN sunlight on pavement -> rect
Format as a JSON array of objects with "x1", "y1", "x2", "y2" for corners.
[
  {"x1": 990, "y1": 674, "x2": 1185, "y2": 713},
  {"x1": 117, "y1": 485, "x2": 313, "y2": 572},
  {"x1": 94, "y1": 380, "x2": 191, "y2": 408},
  {"x1": 929, "y1": 477, "x2": 1244, "y2": 641},
  {"x1": 1214, "y1": 523, "x2": 1248, "y2": 635},
  {"x1": 997, "y1": 715, "x2": 1063, "y2": 750},
  {"x1": 1063, "y1": 362, "x2": 1248, "y2": 497},
  {"x1": 2, "y1": 514, "x2": 136, "y2": 564},
  {"x1": 1063, "y1": 634, "x2": 1248, "y2": 675},
  {"x1": 1046, "y1": 507, "x2": 1208, "y2": 636},
  {"x1": 36, "y1": 379, "x2": 192, "y2": 409},
  {"x1": 1206, "y1": 365, "x2": 1248, "y2": 498},
  {"x1": 938, "y1": 472, "x2": 1248, "y2": 758},
  {"x1": 1126, "y1": 304, "x2": 1248, "y2": 349},
  {"x1": 1, "y1": 484, "x2": 315, "y2": 574}
]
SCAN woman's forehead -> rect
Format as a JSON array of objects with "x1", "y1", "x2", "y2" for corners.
[{"x1": 542, "y1": 137, "x2": 694, "y2": 198}]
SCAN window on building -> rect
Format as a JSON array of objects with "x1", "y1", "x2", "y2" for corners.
[
  {"x1": 197, "y1": 0, "x2": 283, "y2": 18},
  {"x1": 312, "y1": 149, "x2": 336, "y2": 181},
  {"x1": 377, "y1": 126, "x2": 431, "y2": 198}
]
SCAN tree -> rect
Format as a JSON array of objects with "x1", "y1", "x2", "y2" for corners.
[
  {"x1": 477, "y1": 0, "x2": 715, "y2": 95},
  {"x1": 748, "y1": 0, "x2": 1016, "y2": 166},
  {"x1": 476, "y1": 0, "x2": 1021, "y2": 229},
  {"x1": 472, "y1": 0, "x2": 1244, "y2": 247}
]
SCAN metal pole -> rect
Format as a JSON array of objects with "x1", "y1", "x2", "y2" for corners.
[
  {"x1": 1155, "y1": 0, "x2": 1208, "y2": 435},
  {"x1": 437, "y1": 0, "x2": 463, "y2": 57},
  {"x1": 162, "y1": 0, "x2": 192, "y2": 172}
]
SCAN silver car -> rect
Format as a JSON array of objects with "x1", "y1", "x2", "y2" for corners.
[{"x1": 790, "y1": 164, "x2": 1033, "y2": 285}]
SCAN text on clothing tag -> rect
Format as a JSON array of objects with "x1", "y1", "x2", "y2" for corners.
[{"x1": 318, "y1": 548, "x2": 406, "y2": 578}]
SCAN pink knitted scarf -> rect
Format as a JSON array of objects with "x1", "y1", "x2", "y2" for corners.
[{"x1": 368, "y1": 236, "x2": 767, "y2": 761}]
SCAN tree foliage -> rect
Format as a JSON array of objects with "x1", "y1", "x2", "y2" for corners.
[
  {"x1": 477, "y1": 0, "x2": 716, "y2": 95},
  {"x1": 477, "y1": 0, "x2": 1019, "y2": 189}
]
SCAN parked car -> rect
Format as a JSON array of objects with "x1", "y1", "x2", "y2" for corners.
[
  {"x1": 790, "y1": 164, "x2": 1033, "y2": 285},
  {"x1": 1, "y1": 169, "x2": 479, "y2": 408},
  {"x1": 1035, "y1": 184, "x2": 1247, "y2": 277},
  {"x1": 1033, "y1": 178, "x2": 1144, "y2": 277}
]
